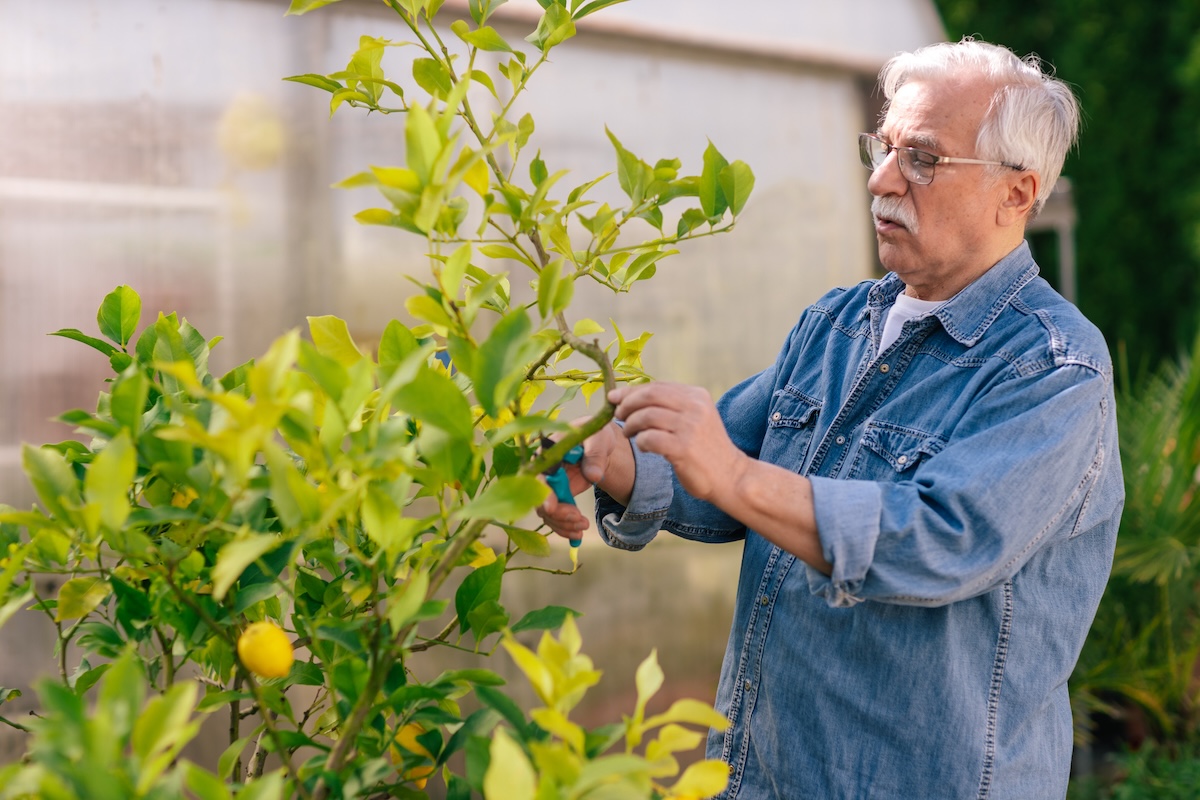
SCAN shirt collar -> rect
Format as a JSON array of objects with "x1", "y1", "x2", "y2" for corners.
[{"x1": 867, "y1": 241, "x2": 1039, "y2": 347}]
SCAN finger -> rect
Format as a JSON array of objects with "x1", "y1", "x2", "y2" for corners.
[
  {"x1": 619, "y1": 405, "x2": 682, "y2": 439},
  {"x1": 612, "y1": 382, "x2": 693, "y2": 423}
]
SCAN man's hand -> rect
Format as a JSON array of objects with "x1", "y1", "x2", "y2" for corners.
[
  {"x1": 536, "y1": 420, "x2": 630, "y2": 543},
  {"x1": 610, "y1": 382, "x2": 749, "y2": 505}
]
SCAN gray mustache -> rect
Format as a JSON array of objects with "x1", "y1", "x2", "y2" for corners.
[{"x1": 871, "y1": 196, "x2": 919, "y2": 233}]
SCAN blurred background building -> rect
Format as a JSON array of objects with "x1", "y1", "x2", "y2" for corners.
[{"x1": 0, "y1": 0, "x2": 946, "y2": 769}]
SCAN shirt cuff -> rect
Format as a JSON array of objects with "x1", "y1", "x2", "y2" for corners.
[
  {"x1": 806, "y1": 475, "x2": 883, "y2": 607},
  {"x1": 594, "y1": 437, "x2": 674, "y2": 551}
]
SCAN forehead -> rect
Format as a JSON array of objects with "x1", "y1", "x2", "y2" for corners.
[{"x1": 880, "y1": 78, "x2": 993, "y2": 152}]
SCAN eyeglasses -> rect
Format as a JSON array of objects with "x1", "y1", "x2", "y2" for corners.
[{"x1": 858, "y1": 132, "x2": 1023, "y2": 185}]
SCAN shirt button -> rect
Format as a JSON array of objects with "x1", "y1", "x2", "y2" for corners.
[
  {"x1": 897, "y1": 455, "x2": 908, "y2": 465},
  {"x1": 744, "y1": 680, "x2": 752, "y2": 691},
  {"x1": 760, "y1": 596, "x2": 769, "y2": 606},
  {"x1": 880, "y1": 363, "x2": 890, "y2": 373},
  {"x1": 771, "y1": 411, "x2": 782, "y2": 422}
]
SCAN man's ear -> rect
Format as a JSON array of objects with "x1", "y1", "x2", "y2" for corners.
[{"x1": 997, "y1": 171, "x2": 1040, "y2": 226}]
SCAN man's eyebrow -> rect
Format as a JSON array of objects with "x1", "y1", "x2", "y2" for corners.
[{"x1": 879, "y1": 129, "x2": 942, "y2": 152}]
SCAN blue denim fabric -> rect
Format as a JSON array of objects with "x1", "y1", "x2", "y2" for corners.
[{"x1": 595, "y1": 242, "x2": 1123, "y2": 799}]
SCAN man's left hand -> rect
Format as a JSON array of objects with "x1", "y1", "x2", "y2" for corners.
[{"x1": 609, "y1": 382, "x2": 749, "y2": 505}]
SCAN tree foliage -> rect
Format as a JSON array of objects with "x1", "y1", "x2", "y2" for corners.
[{"x1": 0, "y1": 1, "x2": 753, "y2": 797}]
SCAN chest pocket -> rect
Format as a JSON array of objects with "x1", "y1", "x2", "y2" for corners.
[
  {"x1": 854, "y1": 421, "x2": 946, "y2": 481},
  {"x1": 760, "y1": 389, "x2": 821, "y2": 472}
]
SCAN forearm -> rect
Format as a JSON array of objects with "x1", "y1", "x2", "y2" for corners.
[{"x1": 709, "y1": 455, "x2": 831, "y2": 574}]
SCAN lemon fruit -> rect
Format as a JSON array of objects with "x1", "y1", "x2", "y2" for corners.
[{"x1": 237, "y1": 621, "x2": 295, "y2": 679}]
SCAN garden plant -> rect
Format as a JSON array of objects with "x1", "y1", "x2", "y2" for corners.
[{"x1": 0, "y1": 0, "x2": 755, "y2": 797}]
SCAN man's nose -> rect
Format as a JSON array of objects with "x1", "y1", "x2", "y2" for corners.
[{"x1": 867, "y1": 149, "x2": 908, "y2": 197}]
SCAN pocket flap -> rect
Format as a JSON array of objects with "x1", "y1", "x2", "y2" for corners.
[
  {"x1": 861, "y1": 422, "x2": 945, "y2": 472},
  {"x1": 769, "y1": 390, "x2": 820, "y2": 430}
]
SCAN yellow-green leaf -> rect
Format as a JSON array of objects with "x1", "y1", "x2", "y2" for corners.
[
  {"x1": 634, "y1": 648, "x2": 664, "y2": 723},
  {"x1": 503, "y1": 637, "x2": 556, "y2": 706},
  {"x1": 406, "y1": 103, "x2": 442, "y2": 184},
  {"x1": 56, "y1": 577, "x2": 113, "y2": 622},
  {"x1": 307, "y1": 315, "x2": 367, "y2": 367},
  {"x1": 211, "y1": 533, "x2": 278, "y2": 602},
  {"x1": 572, "y1": 318, "x2": 605, "y2": 337},
  {"x1": 531, "y1": 707, "x2": 585, "y2": 754},
  {"x1": 642, "y1": 698, "x2": 730, "y2": 734},
  {"x1": 83, "y1": 432, "x2": 136, "y2": 533},
  {"x1": 454, "y1": 476, "x2": 549, "y2": 524},
  {"x1": 718, "y1": 160, "x2": 755, "y2": 217},
  {"x1": 666, "y1": 759, "x2": 731, "y2": 798},
  {"x1": 387, "y1": 569, "x2": 429, "y2": 631},
  {"x1": 98, "y1": 285, "x2": 142, "y2": 347},
  {"x1": 484, "y1": 727, "x2": 537, "y2": 800}
]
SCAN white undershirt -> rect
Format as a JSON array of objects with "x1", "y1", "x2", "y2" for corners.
[{"x1": 879, "y1": 292, "x2": 942, "y2": 353}]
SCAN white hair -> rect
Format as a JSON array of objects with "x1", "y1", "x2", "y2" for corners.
[{"x1": 878, "y1": 38, "x2": 1081, "y2": 217}]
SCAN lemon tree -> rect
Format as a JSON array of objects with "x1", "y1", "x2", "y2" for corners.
[{"x1": 0, "y1": 1, "x2": 752, "y2": 797}]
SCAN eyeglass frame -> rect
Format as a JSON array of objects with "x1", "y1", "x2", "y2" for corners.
[{"x1": 858, "y1": 132, "x2": 1024, "y2": 186}]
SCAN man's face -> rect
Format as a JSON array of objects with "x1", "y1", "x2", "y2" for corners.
[{"x1": 868, "y1": 77, "x2": 1009, "y2": 300}]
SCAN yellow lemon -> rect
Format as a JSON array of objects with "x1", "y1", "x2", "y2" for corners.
[{"x1": 237, "y1": 621, "x2": 294, "y2": 679}]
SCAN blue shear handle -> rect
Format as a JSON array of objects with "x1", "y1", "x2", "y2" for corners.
[{"x1": 545, "y1": 444, "x2": 584, "y2": 505}]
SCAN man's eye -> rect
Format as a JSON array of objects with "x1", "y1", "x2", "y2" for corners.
[{"x1": 909, "y1": 150, "x2": 938, "y2": 169}]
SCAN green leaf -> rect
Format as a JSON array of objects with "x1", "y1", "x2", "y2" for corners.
[
  {"x1": 83, "y1": 432, "x2": 136, "y2": 533},
  {"x1": 264, "y1": 443, "x2": 324, "y2": 530},
  {"x1": 49, "y1": 328, "x2": 119, "y2": 358},
  {"x1": 388, "y1": 569, "x2": 430, "y2": 632},
  {"x1": 392, "y1": 365, "x2": 474, "y2": 440},
  {"x1": 185, "y1": 762, "x2": 234, "y2": 800},
  {"x1": 211, "y1": 533, "x2": 279, "y2": 602},
  {"x1": 22, "y1": 444, "x2": 82, "y2": 522},
  {"x1": 718, "y1": 160, "x2": 755, "y2": 216},
  {"x1": 699, "y1": 140, "x2": 730, "y2": 219},
  {"x1": 282, "y1": 73, "x2": 344, "y2": 93},
  {"x1": 238, "y1": 770, "x2": 286, "y2": 800},
  {"x1": 98, "y1": 285, "x2": 141, "y2": 347},
  {"x1": 308, "y1": 315, "x2": 367, "y2": 367},
  {"x1": 286, "y1": 0, "x2": 346, "y2": 14},
  {"x1": 467, "y1": 599, "x2": 510, "y2": 644},
  {"x1": 455, "y1": 555, "x2": 505, "y2": 635},
  {"x1": 110, "y1": 369, "x2": 150, "y2": 434},
  {"x1": 572, "y1": 0, "x2": 629, "y2": 18},
  {"x1": 606, "y1": 127, "x2": 653, "y2": 205},
  {"x1": 451, "y1": 20, "x2": 514, "y2": 53},
  {"x1": 55, "y1": 577, "x2": 113, "y2": 622},
  {"x1": 378, "y1": 320, "x2": 422, "y2": 379},
  {"x1": 511, "y1": 605, "x2": 579, "y2": 634},
  {"x1": 504, "y1": 526, "x2": 552, "y2": 557},
  {"x1": 455, "y1": 475, "x2": 549, "y2": 524},
  {"x1": 469, "y1": 0, "x2": 509, "y2": 25},
  {"x1": 677, "y1": 207, "x2": 709, "y2": 238},
  {"x1": 131, "y1": 681, "x2": 201, "y2": 788},
  {"x1": 413, "y1": 58, "x2": 454, "y2": 99},
  {"x1": 537, "y1": 258, "x2": 564, "y2": 319},
  {"x1": 406, "y1": 103, "x2": 443, "y2": 184},
  {"x1": 526, "y1": 2, "x2": 575, "y2": 52},
  {"x1": 471, "y1": 307, "x2": 533, "y2": 417}
]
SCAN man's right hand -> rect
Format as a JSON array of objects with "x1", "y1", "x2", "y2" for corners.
[{"x1": 535, "y1": 420, "x2": 631, "y2": 543}]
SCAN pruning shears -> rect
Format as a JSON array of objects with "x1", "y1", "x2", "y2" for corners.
[{"x1": 541, "y1": 436, "x2": 585, "y2": 549}]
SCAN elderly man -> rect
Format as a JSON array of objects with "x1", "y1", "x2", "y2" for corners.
[{"x1": 540, "y1": 38, "x2": 1123, "y2": 799}]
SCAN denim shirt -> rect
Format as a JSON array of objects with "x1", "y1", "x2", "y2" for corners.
[{"x1": 595, "y1": 242, "x2": 1123, "y2": 799}]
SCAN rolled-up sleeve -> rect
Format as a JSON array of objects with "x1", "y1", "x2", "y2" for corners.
[
  {"x1": 595, "y1": 439, "x2": 675, "y2": 551},
  {"x1": 807, "y1": 362, "x2": 1115, "y2": 608}
]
